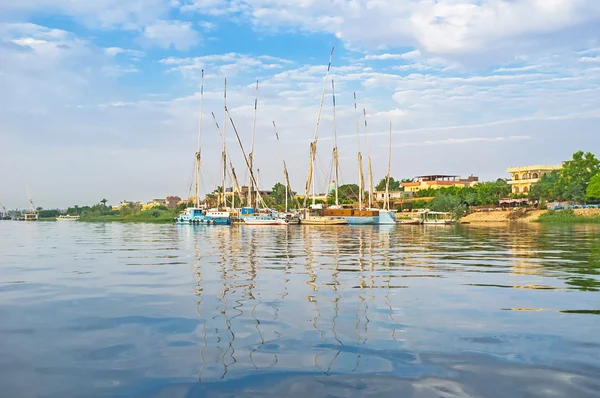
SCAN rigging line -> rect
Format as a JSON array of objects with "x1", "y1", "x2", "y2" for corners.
[{"x1": 226, "y1": 107, "x2": 270, "y2": 210}]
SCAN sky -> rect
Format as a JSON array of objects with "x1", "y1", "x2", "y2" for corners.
[{"x1": 1, "y1": 0, "x2": 600, "y2": 209}]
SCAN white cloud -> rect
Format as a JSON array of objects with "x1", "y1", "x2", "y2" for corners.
[
  {"x1": 394, "y1": 135, "x2": 531, "y2": 148},
  {"x1": 140, "y1": 20, "x2": 201, "y2": 50},
  {"x1": 363, "y1": 50, "x2": 421, "y2": 61},
  {"x1": 180, "y1": 0, "x2": 600, "y2": 58},
  {"x1": 104, "y1": 47, "x2": 145, "y2": 58},
  {"x1": 160, "y1": 52, "x2": 294, "y2": 78},
  {"x1": 1, "y1": 0, "x2": 174, "y2": 30}
]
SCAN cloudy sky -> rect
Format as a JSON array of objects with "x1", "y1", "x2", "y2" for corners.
[{"x1": 1, "y1": 0, "x2": 599, "y2": 208}]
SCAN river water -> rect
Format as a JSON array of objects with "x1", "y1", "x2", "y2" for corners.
[{"x1": 1, "y1": 222, "x2": 599, "y2": 397}]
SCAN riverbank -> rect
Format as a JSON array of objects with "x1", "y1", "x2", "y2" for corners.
[
  {"x1": 36, "y1": 208, "x2": 179, "y2": 223},
  {"x1": 460, "y1": 208, "x2": 600, "y2": 224}
]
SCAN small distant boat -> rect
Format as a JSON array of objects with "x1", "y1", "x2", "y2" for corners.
[
  {"x1": 396, "y1": 218, "x2": 424, "y2": 225},
  {"x1": 56, "y1": 215, "x2": 79, "y2": 221},
  {"x1": 419, "y1": 210, "x2": 454, "y2": 225}
]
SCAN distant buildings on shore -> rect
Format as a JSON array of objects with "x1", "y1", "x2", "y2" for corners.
[
  {"x1": 107, "y1": 164, "x2": 564, "y2": 211},
  {"x1": 507, "y1": 165, "x2": 562, "y2": 195},
  {"x1": 401, "y1": 175, "x2": 480, "y2": 193}
]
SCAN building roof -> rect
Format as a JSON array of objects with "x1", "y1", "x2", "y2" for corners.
[
  {"x1": 414, "y1": 175, "x2": 460, "y2": 179},
  {"x1": 507, "y1": 165, "x2": 562, "y2": 173}
]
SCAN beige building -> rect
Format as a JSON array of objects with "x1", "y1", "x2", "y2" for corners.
[
  {"x1": 507, "y1": 165, "x2": 562, "y2": 195},
  {"x1": 401, "y1": 175, "x2": 479, "y2": 193}
]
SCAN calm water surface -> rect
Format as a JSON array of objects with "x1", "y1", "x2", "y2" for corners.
[{"x1": 1, "y1": 222, "x2": 599, "y2": 397}]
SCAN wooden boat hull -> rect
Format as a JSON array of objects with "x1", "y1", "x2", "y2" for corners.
[
  {"x1": 423, "y1": 220, "x2": 453, "y2": 225},
  {"x1": 300, "y1": 218, "x2": 348, "y2": 225},
  {"x1": 396, "y1": 219, "x2": 424, "y2": 225},
  {"x1": 377, "y1": 210, "x2": 398, "y2": 225},
  {"x1": 343, "y1": 216, "x2": 379, "y2": 225},
  {"x1": 244, "y1": 218, "x2": 287, "y2": 225}
]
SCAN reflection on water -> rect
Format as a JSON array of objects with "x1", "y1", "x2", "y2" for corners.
[{"x1": 0, "y1": 222, "x2": 599, "y2": 397}]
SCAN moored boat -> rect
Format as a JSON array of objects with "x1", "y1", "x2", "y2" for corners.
[
  {"x1": 419, "y1": 210, "x2": 454, "y2": 225},
  {"x1": 56, "y1": 215, "x2": 79, "y2": 221},
  {"x1": 377, "y1": 209, "x2": 398, "y2": 225},
  {"x1": 396, "y1": 218, "x2": 424, "y2": 225},
  {"x1": 323, "y1": 206, "x2": 379, "y2": 225},
  {"x1": 300, "y1": 205, "x2": 348, "y2": 225},
  {"x1": 244, "y1": 216, "x2": 287, "y2": 226}
]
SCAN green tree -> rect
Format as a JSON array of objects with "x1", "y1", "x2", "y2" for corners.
[
  {"x1": 428, "y1": 193, "x2": 467, "y2": 219},
  {"x1": 100, "y1": 198, "x2": 108, "y2": 208},
  {"x1": 587, "y1": 173, "x2": 600, "y2": 201},
  {"x1": 529, "y1": 170, "x2": 562, "y2": 202},
  {"x1": 559, "y1": 151, "x2": 600, "y2": 203},
  {"x1": 270, "y1": 182, "x2": 287, "y2": 205},
  {"x1": 338, "y1": 184, "x2": 360, "y2": 201},
  {"x1": 375, "y1": 177, "x2": 402, "y2": 191}
]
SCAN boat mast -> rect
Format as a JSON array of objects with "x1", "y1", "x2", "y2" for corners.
[
  {"x1": 354, "y1": 93, "x2": 364, "y2": 211},
  {"x1": 212, "y1": 112, "x2": 242, "y2": 204},
  {"x1": 226, "y1": 108, "x2": 269, "y2": 210},
  {"x1": 385, "y1": 122, "x2": 392, "y2": 211},
  {"x1": 303, "y1": 47, "x2": 334, "y2": 208},
  {"x1": 222, "y1": 78, "x2": 227, "y2": 209},
  {"x1": 332, "y1": 79, "x2": 339, "y2": 207},
  {"x1": 273, "y1": 121, "x2": 300, "y2": 212},
  {"x1": 248, "y1": 80, "x2": 258, "y2": 208},
  {"x1": 195, "y1": 70, "x2": 204, "y2": 208},
  {"x1": 363, "y1": 108, "x2": 374, "y2": 209}
]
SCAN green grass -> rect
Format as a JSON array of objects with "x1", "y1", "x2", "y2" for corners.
[
  {"x1": 79, "y1": 209, "x2": 179, "y2": 223},
  {"x1": 537, "y1": 209, "x2": 600, "y2": 224}
]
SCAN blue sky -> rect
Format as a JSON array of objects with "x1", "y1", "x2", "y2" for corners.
[{"x1": 1, "y1": 0, "x2": 600, "y2": 208}]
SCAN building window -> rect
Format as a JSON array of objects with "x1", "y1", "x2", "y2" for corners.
[
  {"x1": 514, "y1": 174, "x2": 519, "y2": 180},
  {"x1": 523, "y1": 187, "x2": 529, "y2": 193},
  {"x1": 514, "y1": 187, "x2": 520, "y2": 194},
  {"x1": 522, "y1": 173, "x2": 528, "y2": 180},
  {"x1": 532, "y1": 173, "x2": 539, "y2": 179}
]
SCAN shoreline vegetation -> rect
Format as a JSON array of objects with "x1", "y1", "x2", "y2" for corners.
[
  {"x1": 35, "y1": 207, "x2": 600, "y2": 224},
  {"x1": 27, "y1": 149, "x2": 600, "y2": 226}
]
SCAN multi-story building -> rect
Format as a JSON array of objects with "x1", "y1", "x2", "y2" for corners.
[
  {"x1": 401, "y1": 175, "x2": 479, "y2": 193},
  {"x1": 507, "y1": 165, "x2": 562, "y2": 195},
  {"x1": 166, "y1": 196, "x2": 182, "y2": 209}
]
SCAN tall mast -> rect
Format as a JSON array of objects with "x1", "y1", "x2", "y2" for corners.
[
  {"x1": 354, "y1": 93, "x2": 364, "y2": 211},
  {"x1": 332, "y1": 79, "x2": 339, "y2": 206},
  {"x1": 363, "y1": 108, "x2": 374, "y2": 209},
  {"x1": 248, "y1": 80, "x2": 258, "y2": 208},
  {"x1": 385, "y1": 122, "x2": 392, "y2": 211},
  {"x1": 303, "y1": 47, "x2": 334, "y2": 208},
  {"x1": 273, "y1": 121, "x2": 300, "y2": 212},
  {"x1": 195, "y1": 70, "x2": 204, "y2": 208},
  {"x1": 226, "y1": 108, "x2": 269, "y2": 210},
  {"x1": 212, "y1": 112, "x2": 242, "y2": 204},
  {"x1": 222, "y1": 78, "x2": 227, "y2": 208}
]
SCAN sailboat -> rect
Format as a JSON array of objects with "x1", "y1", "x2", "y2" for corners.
[
  {"x1": 377, "y1": 122, "x2": 400, "y2": 225},
  {"x1": 299, "y1": 48, "x2": 348, "y2": 226},
  {"x1": 323, "y1": 89, "x2": 378, "y2": 225},
  {"x1": 175, "y1": 71, "x2": 230, "y2": 225}
]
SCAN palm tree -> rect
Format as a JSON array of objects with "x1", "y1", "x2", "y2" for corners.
[{"x1": 100, "y1": 199, "x2": 108, "y2": 208}]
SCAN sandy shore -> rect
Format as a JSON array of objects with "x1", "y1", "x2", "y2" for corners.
[{"x1": 461, "y1": 208, "x2": 600, "y2": 223}]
